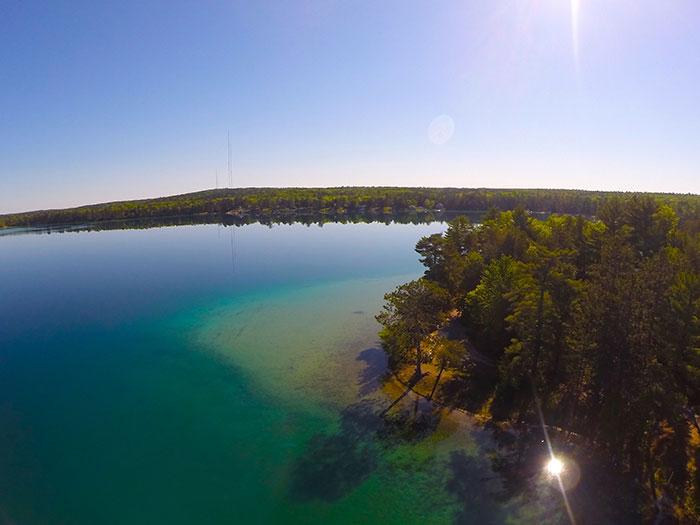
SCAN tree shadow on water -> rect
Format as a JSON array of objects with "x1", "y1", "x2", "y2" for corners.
[
  {"x1": 484, "y1": 425, "x2": 642, "y2": 525},
  {"x1": 289, "y1": 384, "x2": 445, "y2": 503},
  {"x1": 356, "y1": 347, "x2": 388, "y2": 396},
  {"x1": 446, "y1": 450, "x2": 506, "y2": 525},
  {"x1": 288, "y1": 399, "x2": 382, "y2": 502}
]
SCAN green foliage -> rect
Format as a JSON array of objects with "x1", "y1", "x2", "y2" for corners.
[
  {"x1": 499, "y1": 245, "x2": 580, "y2": 407},
  {"x1": 464, "y1": 256, "x2": 517, "y2": 356},
  {"x1": 3, "y1": 187, "x2": 700, "y2": 229},
  {"x1": 422, "y1": 333, "x2": 470, "y2": 371},
  {"x1": 415, "y1": 216, "x2": 483, "y2": 303},
  {"x1": 383, "y1": 199, "x2": 700, "y2": 520},
  {"x1": 375, "y1": 278, "x2": 451, "y2": 376}
]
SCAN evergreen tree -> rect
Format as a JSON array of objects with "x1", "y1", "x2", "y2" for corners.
[{"x1": 376, "y1": 279, "x2": 451, "y2": 377}]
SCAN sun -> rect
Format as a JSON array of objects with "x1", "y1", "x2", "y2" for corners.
[
  {"x1": 546, "y1": 456, "x2": 565, "y2": 476},
  {"x1": 570, "y1": 0, "x2": 580, "y2": 65}
]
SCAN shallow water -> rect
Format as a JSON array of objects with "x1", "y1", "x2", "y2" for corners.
[{"x1": 0, "y1": 222, "x2": 582, "y2": 524}]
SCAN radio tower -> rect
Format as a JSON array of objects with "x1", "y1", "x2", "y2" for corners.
[{"x1": 227, "y1": 130, "x2": 232, "y2": 188}]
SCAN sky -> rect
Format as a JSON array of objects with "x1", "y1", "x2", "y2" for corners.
[{"x1": 1, "y1": 1, "x2": 699, "y2": 213}]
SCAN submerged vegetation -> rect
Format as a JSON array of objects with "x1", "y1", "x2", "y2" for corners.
[
  {"x1": 376, "y1": 196, "x2": 700, "y2": 522},
  {"x1": 2, "y1": 187, "x2": 700, "y2": 228}
]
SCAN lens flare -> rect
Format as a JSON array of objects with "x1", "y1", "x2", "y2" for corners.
[
  {"x1": 534, "y1": 394, "x2": 577, "y2": 524},
  {"x1": 427, "y1": 115, "x2": 455, "y2": 145},
  {"x1": 547, "y1": 456, "x2": 565, "y2": 476}
]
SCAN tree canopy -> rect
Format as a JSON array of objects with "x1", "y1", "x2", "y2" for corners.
[
  {"x1": 376, "y1": 196, "x2": 700, "y2": 521},
  {"x1": 2, "y1": 187, "x2": 699, "y2": 229}
]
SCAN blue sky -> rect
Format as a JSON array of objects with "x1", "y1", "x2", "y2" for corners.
[{"x1": 2, "y1": 1, "x2": 699, "y2": 212}]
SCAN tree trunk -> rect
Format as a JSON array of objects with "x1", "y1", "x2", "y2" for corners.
[
  {"x1": 532, "y1": 284, "x2": 545, "y2": 375},
  {"x1": 414, "y1": 341, "x2": 423, "y2": 380},
  {"x1": 429, "y1": 364, "x2": 445, "y2": 401},
  {"x1": 415, "y1": 359, "x2": 422, "y2": 380}
]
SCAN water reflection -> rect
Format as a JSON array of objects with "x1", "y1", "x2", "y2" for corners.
[{"x1": 0, "y1": 210, "x2": 485, "y2": 237}]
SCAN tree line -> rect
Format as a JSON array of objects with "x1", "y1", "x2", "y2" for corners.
[
  {"x1": 376, "y1": 196, "x2": 700, "y2": 522},
  {"x1": 2, "y1": 187, "x2": 699, "y2": 228}
]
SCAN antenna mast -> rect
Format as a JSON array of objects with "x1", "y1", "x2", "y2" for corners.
[{"x1": 227, "y1": 130, "x2": 232, "y2": 188}]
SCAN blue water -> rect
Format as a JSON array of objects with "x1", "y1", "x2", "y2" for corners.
[{"x1": 0, "y1": 222, "x2": 579, "y2": 524}]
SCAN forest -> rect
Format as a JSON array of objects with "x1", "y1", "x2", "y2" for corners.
[
  {"x1": 376, "y1": 196, "x2": 700, "y2": 523},
  {"x1": 2, "y1": 187, "x2": 700, "y2": 228}
]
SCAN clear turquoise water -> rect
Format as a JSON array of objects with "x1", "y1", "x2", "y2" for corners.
[{"x1": 0, "y1": 223, "x2": 575, "y2": 524}]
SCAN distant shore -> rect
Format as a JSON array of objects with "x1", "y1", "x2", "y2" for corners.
[{"x1": 3, "y1": 186, "x2": 698, "y2": 229}]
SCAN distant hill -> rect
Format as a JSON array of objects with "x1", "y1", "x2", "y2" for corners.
[{"x1": 2, "y1": 187, "x2": 699, "y2": 228}]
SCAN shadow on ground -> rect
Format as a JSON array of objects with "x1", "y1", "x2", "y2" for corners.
[
  {"x1": 378, "y1": 392, "x2": 442, "y2": 444},
  {"x1": 439, "y1": 366, "x2": 497, "y2": 413}
]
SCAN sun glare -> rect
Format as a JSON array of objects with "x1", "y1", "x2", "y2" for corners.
[
  {"x1": 570, "y1": 0, "x2": 580, "y2": 67},
  {"x1": 547, "y1": 457, "x2": 565, "y2": 476}
]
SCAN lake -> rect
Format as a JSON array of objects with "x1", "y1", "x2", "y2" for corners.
[{"x1": 0, "y1": 221, "x2": 583, "y2": 524}]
